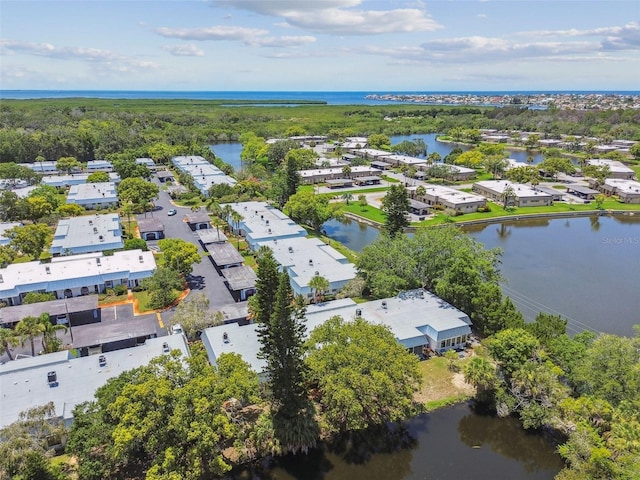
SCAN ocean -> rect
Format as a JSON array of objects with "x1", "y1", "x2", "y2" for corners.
[{"x1": 1, "y1": 90, "x2": 639, "y2": 106}]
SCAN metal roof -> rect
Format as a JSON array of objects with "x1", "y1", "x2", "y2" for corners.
[
  {"x1": 0, "y1": 296, "x2": 98, "y2": 325},
  {"x1": 223, "y1": 266, "x2": 257, "y2": 291},
  {"x1": 208, "y1": 242, "x2": 243, "y2": 267}
]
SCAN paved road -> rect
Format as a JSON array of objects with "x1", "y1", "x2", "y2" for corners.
[{"x1": 139, "y1": 180, "x2": 236, "y2": 324}]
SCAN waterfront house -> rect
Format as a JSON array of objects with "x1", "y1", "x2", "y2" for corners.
[
  {"x1": 473, "y1": 180, "x2": 553, "y2": 207},
  {"x1": 201, "y1": 289, "x2": 472, "y2": 378},
  {"x1": 598, "y1": 179, "x2": 640, "y2": 204},
  {"x1": 298, "y1": 166, "x2": 382, "y2": 185},
  {"x1": 409, "y1": 185, "x2": 487, "y2": 214},
  {"x1": 586, "y1": 159, "x2": 636, "y2": 180}
]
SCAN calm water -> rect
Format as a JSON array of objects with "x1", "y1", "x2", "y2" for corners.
[
  {"x1": 323, "y1": 215, "x2": 640, "y2": 337},
  {"x1": 230, "y1": 403, "x2": 564, "y2": 480},
  {"x1": 210, "y1": 142, "x2": 244, "y2": 171}
]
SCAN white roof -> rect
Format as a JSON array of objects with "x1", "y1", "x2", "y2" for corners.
[
  {"x1": 66, "y1": 182, "x2": 118, "y2": 203},
  {"x1": 255, "y1": 236, "x2": 356, "y2": 290},
  {"x1": 41, "y1": 173, "x2": 121, "y2": 186},
  {"x1": 587, "y1": 159, "x2": 635, "y2": 174},
  {"x1": 0, "y1": 249, "x2": 156, "y2": 299},
  {"x1": 226, "y1": 201, "x2": 307, "y2": 244},
  {"x1": 299, "y1": 165, "x2": 382, "y2": 177},
  {"x1": 383, "y1": 154, "x2": 426, "y2": 166},
  {"x1": 354, "y1": 148, "x2": 389, "y2": 158},
  {"x1": 0, "y1": 335, "x2": 189, "y2": 428},
  {"x1": 0, "y1": 222, "x2": 22, "y2": 244},
  {"x1": 475, "y1": 180, "x2": 552, "y2": 199},
  {"x1": 411, "y1": 185, "x2": 486, "y2": 205},
  {"x1": 171, "y1": 155, "x2": 210, "y2": 167},
  {"x1": 603, "y1": 178, "x2": 640, "y2": 193},
  {"x1": 201, "y1": 289, "x2": 471, "y2": 375},
  {"x1": 50, "y1": 214, "x2": 123, "y2": 255}
]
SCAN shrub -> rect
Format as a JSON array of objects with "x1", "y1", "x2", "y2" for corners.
[{"x1": 113, "y1": 284, "x2": 128, "y2": 296}]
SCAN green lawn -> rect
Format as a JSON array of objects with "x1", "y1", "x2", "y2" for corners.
[{"x1": 342, "y1": 202, "x2": 386, "y2": 224}]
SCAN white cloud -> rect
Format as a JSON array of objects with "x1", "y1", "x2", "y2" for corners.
[
  {"x1": 215, "y1": 0, "x2": 441, "y2": 35},
  {"x1": 155, "y1": 25, "x2": 268, "y2": 41},
  {"x1": 516, "y1": 21, "x2": 640, "y2": 50},
  {"x1": 162, "y1": 44, "x2": 205, "y2": 56},
  {"x1": 247, "y1": 35, "x2": 316, "y2": 47}
]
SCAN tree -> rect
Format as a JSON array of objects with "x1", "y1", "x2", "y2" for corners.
[
  {"x1": 112, "y1": 158, "x2": 151, "y2": 179},
  {"x1": 0, "y1": 403, "x2": 66, "y2": 480},
  {"x1": 87, "y1": 171, "x2": 110, "y2": 183},
  {"x1": 484, "y1": 157, "x2": 509, "y2": 179},
  {"x1": 305, "y1": 316, "x2": 422, "y2": 435},
  {"x1": 506, "y1": 165, "x2": 541, "y2": 184},
  {"x1": 142, "y1": 267, "x2": 185, "y2": 309},
  {"x1": 500, "y1": 184, "x2": 516, "y2": 210},
  {"x1": 56, "y1": 203, "x2": 85, "y2": 217},
  {"x1": 158, "y1": 238, "x2": 201, "y2": 276},
  {"x1": 367, "y1": 133, "x2": 391, "y2": 150},
  {"x1": 169, "y1": 293, "x2": 223, "y2": 339},
  {"x1": 341, "y1": 164, "x2": 352, "y2": 179},
  {"x1": 124, "y1": 237, "x2": 148, "y2": 251},
  {"x1": 488, "y1": 328, "x2": 540, "y2": 378},
  {"x1": 358, "y1": 194, "x2": 368, "y2": 211},
  {"x1": 7, "y1": 223, "x2": 50, "y2": 259},
  {"x1": 381, "y1": 184, "x2": 410, "y2": 237},
  {"x1": 283, "y1": 155, "x2": 301, "y2": 203},
  {"x1": 28, "y1": 185, "x2": 61, "y2": 210},
  {"x1": 249, "y1": 246, "x2": 281, "y2": 325},
  {"x1": 0, "y1": 190, "x2": 26, "y2": 222},
  {"x1": 464, "y1": 357, "x2": 498, "y2": 402},
  {"x1": 257, "y1": 271, "x2": 316, "y2": 452},
  {"x1": 284, "y1": 190, "x2": 343, "y2": 232},
  {"x1": 630, "y1": 142, "x2": 640, "y2": 160},
  {"x1": 22, "y1": 292, "x2": 56, "y2": 304},
  {"x1": 38, "y1": 313, "x2": 68, "y2": 354},
  {"x1": 25, "y1": 196, "x2": 54, "y2": 222},
  {"x1": 539, "y1": 157, "x2": 576, "y2": 180},
  {"x1": 117, "y1": 177, "x2": 159, "y2": 213},
  {"x1": 525, "y1": 312, "x2": 568, "y2": 347},
  {"x1": 308, "y1": 273, "x2": 330, "y2": 303},
  {"x1": 0, "y1": 244, "x2": 17, "y2": 268},
  {"x1": 341, "y1": 191, "x2": 353, "y2": 205},
  {"x1": 444, "y1": 349, "x2": 459, "y2": 371},
  {"x1": 0, "y1": 326, "x2": 20, "y2": 361},
  {"x1": 15, "y1": 315, "x2": 46, "y2": 357},
  {"x1": 56, "y1": 156, "x2": 81, "y2": 174}
]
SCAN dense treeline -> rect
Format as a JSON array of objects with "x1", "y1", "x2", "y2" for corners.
[{"x1": 2, "y1": 100, "x2": 639, "y2": 163}]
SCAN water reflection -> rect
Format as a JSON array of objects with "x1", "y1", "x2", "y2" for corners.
[{"x1": 227, "y1": 403, "x2": 563, "y2": 480}]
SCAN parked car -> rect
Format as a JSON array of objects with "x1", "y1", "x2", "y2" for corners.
[
  {"x1": 167, "y1": 208, "x2": 177, "y2": 216},
  {"x1": 171, "y1": 323, "x2": 184, "y2": 336}
]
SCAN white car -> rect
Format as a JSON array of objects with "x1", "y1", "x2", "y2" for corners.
[{"x1": 171, "y1": 324, "x2": 184, "y2": 336}]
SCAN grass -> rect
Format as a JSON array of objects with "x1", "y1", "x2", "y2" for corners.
[
  {"x1": 415, "y1": 355, "x2": 474, "y2": 409},
  {"x1": 342, "y1": 202, "x2": 386, "y2": 224},
  {"x1": 98, "y1": 291, "x2": 129, "y2": 306},
  {"x1": 133, "y1": 290, "x2": 155, "y2": 311}
]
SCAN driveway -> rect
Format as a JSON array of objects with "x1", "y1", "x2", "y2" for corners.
[{"x1": 137, "y1": 179, "x2": 236, "y2": 324}]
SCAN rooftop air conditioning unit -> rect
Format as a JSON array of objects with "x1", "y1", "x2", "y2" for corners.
[
  {"x1": 47, "y1": 371, "x2": 58, "y2": 387},
  {"x1": 355, "y1": 308, "x2": 362, "y2": 317},
  {"x1": 96, "y1": 258, "x2": 101, "y2": 266},
  {"x1": 381, "y1": 301, "x2": 388, "y2": 309},
  {"x1": 223, "y1": 332, "x2": 230, "y2": 343},
  {"x1": 45, "y1": 266, "x2": 51, "y2": 275},
  {"x1": 288, "y1": 246, "x2": 294, "y2": 253},
  {"x1": 309, "y1": 259, "x2": 313, "y2": 266},
  {"x1": 139, "y1": 255, "x2": 144, "y2": 263}
]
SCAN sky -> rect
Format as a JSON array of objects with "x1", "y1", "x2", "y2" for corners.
[{"x1": 1, "y1": 0, "x2": 639, "y2": 91}]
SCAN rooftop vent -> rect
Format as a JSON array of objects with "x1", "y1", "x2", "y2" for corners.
[
  {"x1": 98, "y1": 355, "x2": 107, "y2": 367},
  {"x1": 381, "y1": 300, "x2": 388, "y2": 309},
  {"x1": 138, "y1": 255, "x2": 144, "y2": 263},
  {"x1": 309, "y1": 259, "x2": 314, "y2": 266},
  {"x1": 265, "y1": 219, "x2": 269, "y2": 225},
  {"x1": 99, "y1": 235, "x2": 104, "y2": 242},
  {"x1": 47, "y1": 371, "x2": 58, "y2": 387},
  {"x1": 288, "y1": 246, "x2": 294, "y2": 253},
  {"x1": 355, "y1": 308, "x2": 362, "y2": 317},
  {"x1": 268, "y1": 228, "x2": 272, "y2": 234},
  {"x1": 162, "y1": 342, "x2": 170, "y2": 353},
  {"x1": 45, "y1": 266, "x2": 51, "y2": 275},
  {"x1": 89, "y1": 220, "x2": 93, "y2": 225},
  {"x1": 0, "y1": 274, "x2": 2, "y2": 283},
  {"x1": 223, "y1": 332, "x2": 230, "y2": 343},
  {"x1": 96, "y1": 258, "x2": 101, "y2": 266},
  {"x1": 93, "y1": 227, "x2": 98, "y2": 234}
]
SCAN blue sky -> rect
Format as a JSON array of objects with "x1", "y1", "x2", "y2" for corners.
[{"x1": 1, "y1": 1, "x2": 639, "y2": 91}]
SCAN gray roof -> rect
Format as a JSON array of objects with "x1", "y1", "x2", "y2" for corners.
[
  {"x1": 157, "y1": 171, "x2": 174, "y2": 179},
  {"x1": 409, "y1": 199, "x2": 430, "y2": 209},
  {"x1": 223, "y1": 266, "x2": 257, "y2": 291},
  {"x1": 185, "y1": 211, "x2": 211, "y2": 224},
  {"x1": 201, "y1": 289, "x2": 472, "y2": 375},
  {"x1": 326, "y1": 178, "x2": 353, "y2": 185},
  {"x1": 208, "y1": 242, "x2": 243, "y2": 267},
  {"x1": 137, "y1": 218, "x2": 165, "y2": 233},
  {"x1": 50, "y1": 214, "x2": 123, "y2": 255},
  {"x1": 568, "y1": 185, "x2": 599, "y2": 195},
  {"x1": 0, "y1": 335, "x2": 190, "y2": 428},
  {"x1": 197, "y1": 228, "x2": 228, "y2": 244},
  {"x1": 0, "y1": 296, "x2": 98, "y2": 325}
]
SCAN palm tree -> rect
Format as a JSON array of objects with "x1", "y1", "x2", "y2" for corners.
[
  {"x1": 501, "y1": 185, "x2": 517, "y2": 210},
  {"x1": 38, "y1": 313, "x2": 68, "y2": 354},
  {"x1": 308, "y1": 274, "x2": 330, "y2": 304},
  {"x1": 221, "y1": 204, "x2": 234, "y2": 233},
  {"x1": 341, "y1": 192, "x2": 353, "y2": 205},
  {"x1": 15, "y1": 315, "x2": 46, "y2": 357},
  {"x1": 230, "y1": 210, "x2": 244, "y2": 249},
  {"x1": 0, "y1": 327, "x2": 20, "y2": 361}
]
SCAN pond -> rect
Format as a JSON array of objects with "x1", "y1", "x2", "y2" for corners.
[
  {"x1": 229, "y1": 402, "x2": 564, "y2": 480},
  {"x1": 322, "y1": 215, "x2": 640, "y2": 337}
]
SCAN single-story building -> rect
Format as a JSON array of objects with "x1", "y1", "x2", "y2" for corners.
[
  {"x1": 566, "y1": 185, "x2": 599, "y2": 200},
  {"x1": 185, "y1": 211, "x2": 211, "y2": 231},
  {"x1": 409, "y1": 185, "x2": 487, "y2": 214},
  {"x1": 207, "y1": 242, "x2": 244, "y2": 270},
  {"x1": 473, "y1": 180, "x2": 553, "y2": 207},
  {"x1": 66, "y1": 182, "x2": 119, "y2": 210},
  {"x1": 0, "y1": 295, "x2": 100, "y2": 328},
  {"x1": 50, "y1": 214, "x2": 124, "y2": 256},
  {"x1": 137, "y1": 218, "x2": 165, "y2": 241},
  {"x1": 298, "y1": 166, "x2": 382, "y2": 185},
  {"x1": 370, "y1": 160, "x2": 392, "y2": 171},
  {"x1": 598, "y1": 179, "x2": 640, "y2": 204},
  {"x1": 0, "y1": 222, "x2": 22, "y2": 246},
  {"x1": 156, "y1": 171, "x2": 175, "y2": 183},
  {"x1": 86, "y1": 160, "x2": 114, "y2": 172},
  {"x1": 20, "y1": 161, "x2": 58, "y2": 174},
  {"x1": 353, "y1": 176, "x2": 382, "y2": 186},
  {"x1": 0, "y1": 249, "x2": 156, "y2": 306},
  {"x1": 0, "y1": 335, "x2": 189, "y2": 428},
  {"x1": 41, "y1": 173, "x2": 121, "y2": 188},
  {"x1": 418, "y1": 163, "x2": 476, "y2": 182},
  {"x1": 222, "y1": 266, "x2": 257, "y2": 301},
  {"x1": 201, "y1": 289, "x2": 472, "y2": 378},
  {"x1": 586, "y1": 159, "x2": 636, "y2": 180},
  {"x1": 326, "y1": 179, "x2": 354, "y2": 189},
  {"x1": 408, "y1": 199, "x2": 430, "y2": 216}
]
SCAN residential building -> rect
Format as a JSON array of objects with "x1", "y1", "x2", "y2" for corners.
[
  {"x1": 254, "y1": 236, "x2": 356, "y2": 302},
  {"x1": 66, "y1": 182, "x2": 119, "y2": 210},
  {"x1": 298, "y1": 165, "x2": 382, "y2": 184},
  {"x1": 599, "y1": 179, "x2": 640, "y2": 204},
  {"x1": 473, "y1": 180, "x2": 553, "y2": 207},
  {"x1": 50, "y1": 214, "x2": 123, "y2": 256},
  {"x1": 0, "y1": 222, "x2": 22, "y2": 246},
  {"x1": 137, "y1": 218, "x2": 165, "y2": 241},
  {"x1": 201, "y1": 289, "x2": 472, "y2": 378},
  {"x1": 418, "y1": 163, "x2": 476, "y2": 181},
  {"x1": 409, "y1": 185, "x2": 487, "y2": 214},
  {"x1": 19, "y1": 161, "x2": 58, "y2": 174},
  {"x1": 586, "y1": 159, "x2": 636, "y2": 180},
  {"x1": 381, "y1": 153, "x2": 426, "y2": 168},
  {"x1": 224, "y1": 201, "x2": 307, "y2": 249},
  {"x1": 41, "y1": 173, "x2": 121, "y2": 188},
  {"x1": 171, "y1": 155, "x2": 236, "y2": 196},
  {"x1": 0, "y1": 335, "x2": 189, "y2": 428},
  {"x1": 0, "y1": 249, "x2": 156, "y2": 306},
  {"x1": 86, "y1": 160, "x2": 114, "y2": 172}
]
